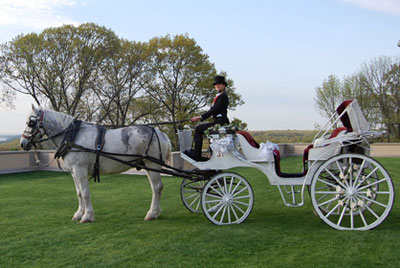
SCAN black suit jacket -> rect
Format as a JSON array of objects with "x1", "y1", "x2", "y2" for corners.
[{"x1": 201, "y1": 91, "x2": 229, "y2": 124}]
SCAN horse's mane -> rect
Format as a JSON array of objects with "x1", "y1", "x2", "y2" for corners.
[{"x1": 41, "y1": 107, "x2": 76, "y2": 129}]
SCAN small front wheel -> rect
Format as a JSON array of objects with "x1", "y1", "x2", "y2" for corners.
[
  {"x1": 201, "y1": 172, "x2": 254, "y2": 225},
  {"x1": 180, "y1": 178, "x2": 206, "y2": 213}
]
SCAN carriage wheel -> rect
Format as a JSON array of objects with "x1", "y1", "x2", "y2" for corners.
[
  {"x1": 180, "y1": 178, "x2": 206, "y2": 213},
  {"x1": 201, "y1": 172, "x2": 254, "y2": 225},
  {"x1": 310, "y1": 154, "x2": 394, "y2": 230}
]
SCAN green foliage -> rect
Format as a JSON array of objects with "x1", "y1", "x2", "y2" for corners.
[
  {"x1": 0, "y1": 159, "x2": 399, "y2": 267},
  {"x1": 0, "y1": 26, "x2": 244, "y2": 148},
  {"x1": 0, "y1": 138, "x2": 20, "y2": 151},
  {"x1": 315, "y1": 56, "x2": 400, "y2": 142},
  {"x1": 250, "y1": 130, "x2": 318, "y2": 144}
]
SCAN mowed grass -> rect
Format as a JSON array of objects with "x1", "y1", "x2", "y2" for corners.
[{"x1": 0, "y1": 157, "x2": 399, "y2": 268}]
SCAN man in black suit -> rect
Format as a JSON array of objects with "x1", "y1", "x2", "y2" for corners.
[{"x1": 187, "y1": 75, "x2": 230, "y2": 160}]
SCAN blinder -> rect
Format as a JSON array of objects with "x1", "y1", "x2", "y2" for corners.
[{"x1": 22, "y1": 110, "x2": 46, "y2": 146}]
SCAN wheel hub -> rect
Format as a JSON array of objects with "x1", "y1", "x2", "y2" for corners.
[
  {"x1": 222, "y1": 194, "x2": 233, "y2": 205},
  {"x1": 346, "y1": 187, "x2": 357, "y2": 197}
]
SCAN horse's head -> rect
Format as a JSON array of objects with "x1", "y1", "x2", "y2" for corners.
[{"x1": 20, "y1": 104, "x2": 46, "y2": 151}]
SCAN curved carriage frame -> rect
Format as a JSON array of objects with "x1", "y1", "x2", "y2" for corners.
[{"x1": 179, "y1": 99, "x2": 395, "y2": 230}]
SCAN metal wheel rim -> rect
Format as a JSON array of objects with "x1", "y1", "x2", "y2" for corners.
[
  {"x1": 201, "y1": 172, "x2": 254, "y2": 225},
  {"x1": 311, "y1": 154, "x2": 394, "y2": 230},
  {"x1": 180, "y1": 178, "x2": 206, "y2": 213}
]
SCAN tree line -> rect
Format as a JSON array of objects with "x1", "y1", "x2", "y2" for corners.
[
  {"x1": 0, "y1": 23, "x2": 243, "y2": 149},
  {"x1": 315, "y1": 55, "x2": 400, "y2": 141}
]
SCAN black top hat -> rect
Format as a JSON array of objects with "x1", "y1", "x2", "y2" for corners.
[{"x1": 213, "y1": 75, "x2": 227, "y2": 86}]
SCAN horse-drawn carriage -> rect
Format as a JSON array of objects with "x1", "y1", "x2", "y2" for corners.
[
  {"x1": 20, "y1": 99, "x2": 394, "y2": 230},
  {"x1": 178, "y1": 99, "x2": 394, "y2": 230}
]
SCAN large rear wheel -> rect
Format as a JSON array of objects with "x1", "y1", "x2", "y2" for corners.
[{"x1": 310, "y1": 154, "x2": 394, "y2": 230}]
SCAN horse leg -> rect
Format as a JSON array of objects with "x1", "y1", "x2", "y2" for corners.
[
  {"x1": 74, "y1": 167, "x2": 95, "y2": 223},
  {"x1": 144, "y1": 170, "x2": 163, "y2": 220},
  {"x1": 71, "y1": 174, "x2": 85, "y2": 221}
]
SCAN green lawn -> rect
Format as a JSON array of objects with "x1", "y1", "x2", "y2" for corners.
[{"x1": 0, "y1": 157, "x2": 399, "y2": 267}]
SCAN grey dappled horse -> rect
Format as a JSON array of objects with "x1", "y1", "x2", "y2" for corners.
[{"x1": 20, "y1": 105, "x2": 171, "y2": 223}]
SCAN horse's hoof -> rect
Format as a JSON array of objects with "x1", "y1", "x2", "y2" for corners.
[
  {"x1": 72, "y1": 215, "x2": 82, "y2": 221},
  {"x1": 144, "y1": 210, "x2": 160, "y2": 221},
  {"x1": 144, "y1": 216, "x2": 156, "y2": 221},
  {"x1": 79, "y1": 216, "x2": 95, "y2": 223}
]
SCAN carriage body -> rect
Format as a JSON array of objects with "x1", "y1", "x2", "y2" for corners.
[{"x1": 179, "y1": 99, "x2": 395, "y2": 230}]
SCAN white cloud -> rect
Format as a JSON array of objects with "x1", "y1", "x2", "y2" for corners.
[
  {"x1": 340, "y1": 0, "x2": 400, "y2": 16},
  {"x1": 0, "y1": 0, "x2": 80, "y2": 29}
]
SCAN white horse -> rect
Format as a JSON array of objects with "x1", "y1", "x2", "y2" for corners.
[{"x1": 20, "y1": 105, "x2": 171, "y2": 223}]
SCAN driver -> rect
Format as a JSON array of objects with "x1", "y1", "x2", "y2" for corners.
[{"x1": 185, "y1": 75, "x2": 230, "y2": 161}]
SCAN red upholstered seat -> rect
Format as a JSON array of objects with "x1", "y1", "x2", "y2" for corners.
[
  {"x1": 336, "y1": 100, "x2": 353, "y2": 132},
  {"x1": 273, "y1": 149, "x2": 305, "y2": 178},
  {"x1": 236, "y1": 130, "x2": 260, "y2": 148}
]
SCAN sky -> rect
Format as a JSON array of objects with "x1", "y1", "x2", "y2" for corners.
[{"x1": 0, "y1": 0, "x2": 399, "y2": 134}]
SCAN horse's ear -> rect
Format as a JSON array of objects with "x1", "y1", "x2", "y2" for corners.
[{"x1": 31, "y1": 103, "x2": 35, "y2": 111}]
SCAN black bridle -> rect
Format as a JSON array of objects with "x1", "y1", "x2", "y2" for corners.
[
  {"x1": 21, "y1": 110, "x2": 68, "y2": 149},
  {"x1": 21, "y1": 110, "x2": 46, "y2": 148}
]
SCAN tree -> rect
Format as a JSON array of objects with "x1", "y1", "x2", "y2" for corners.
[
  {"x1": 361, "y1": 56, "x2": 396, "y2": 139},
  {"x1": 315, "y1": 75, "x2": 342, "y2": 126},
  {"x1": 342, "y1": 73, "x2": 378, "y2": 128},
  {"x1": 0, "y1": 23, "x2": 120, "y2": 119},
  {"x1": 146, "y1": 34, "x2": 243, "y2": 148},
  {"x1": 93, "y1": 40, "x2": 152, "y2": 126},
  {"x1": 383, "y1": 62, "x2": 400, "y2": 139}
]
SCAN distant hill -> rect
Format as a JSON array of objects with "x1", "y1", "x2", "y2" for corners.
[
  {"x1": 249, "y1": 130, "x2": 318, "y2": 144},
  {"x1": 0, "y1": 135, "x2": 20, "y2": 144}
]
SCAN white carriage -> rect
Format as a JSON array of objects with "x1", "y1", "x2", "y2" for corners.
[{"x1": 178, "y1": 99, "x2": 395, "y2": 230}]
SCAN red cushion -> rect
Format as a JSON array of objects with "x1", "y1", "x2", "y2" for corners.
[
  {"x1": 329, "y1": 127, "x2": 347, "y2": 138},
  {"x1": 336, "y1": 100, "x2": 353, "y2": 132},
  {"x1": 236, "y1": 130, "x2": 260, "y2": 148},
  {"x1": 273, "y1": 149, "x2": 282, "y2": 176}
]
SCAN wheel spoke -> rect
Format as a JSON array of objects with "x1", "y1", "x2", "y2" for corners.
[
  {"x1": 219, "y1": 205, "x2": 228, "y2": 223},
  {"x1": 358, "y1": 208, "x2": 368, "y2": 227},
  {"x1": 337, "y1": 199, "x2": 349, "y2": 226},
  {"x1": 314, "y1": 191, "x2": 338, "y2": 195},
  {"x1": 234, "y1": 195, "x2": 251, "y2": 200},
  {"x1": 211, "y1": 203, "x2": 225, "y2": 219},
  {"x1": 355, "y1": 167, "x2": 379, "y2": 188},
  {"x1": 317, "y1": 178, "x2": 338, "y2": 188},
  {"x1": 352, "y1": 159, "x2": 366, "y2": 187},
  {"x1": 232, "y1": 202, "x2": 246, "y2": 215},
  {"x1": 325, "y1": 168, "x2": 348, "y2": 189},
  {"x1": 215, "y1": 179, "x2": 226, "y2": 195},
  {"x1": 317, "y1": 193, "x2": 329, "y2": 202},
  {"x1": 189, "y1": 194, "x2": 200, "y2": 207},
  {"x1": 350, "y1": 198, "x2": 354, "y2": 229},
  {"x1": 231, "y1": 180, "x2": 243, "y2": 196},
  {"x1": 230, "y1": 204, "x2": 240, "y2": 221},
  {"x1": 233, "y1": 200, "x2": 250, "y2": 207},
  {"x1": 325, "y1": 202, "x2": 342, "y2": 218},
  {"x1": 357, "y1": 178, "x2": 387, "y2": 191},
  {"x1": 209, "y1": 185, "x2": 224, "y2": 197},
  {"x1": 186, "y1": 192, "x2": 199, "y2": 200},
  {"x1": 232, "y1": 186, "x2": 248, "y2": 197},
  {"x1": 365, "y1": 203, "x2": 380, "y2": 219},
  {"x1": 356, "y1": 194, "x2": 388, "y2": 208},
  {"x1": 227, "y1": 204, "x2": 232, "y2": 223},
  {"x1": 318, "y1": 196, "x2": 339, "y2": 207}
]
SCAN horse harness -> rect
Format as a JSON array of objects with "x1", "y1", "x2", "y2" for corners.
[
  {"x1": 24, "y1": 110, "x2": 214, "y2": 181},
  {"x1": 25, "y1": 113, "x2": 165, "y2": 183}
]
